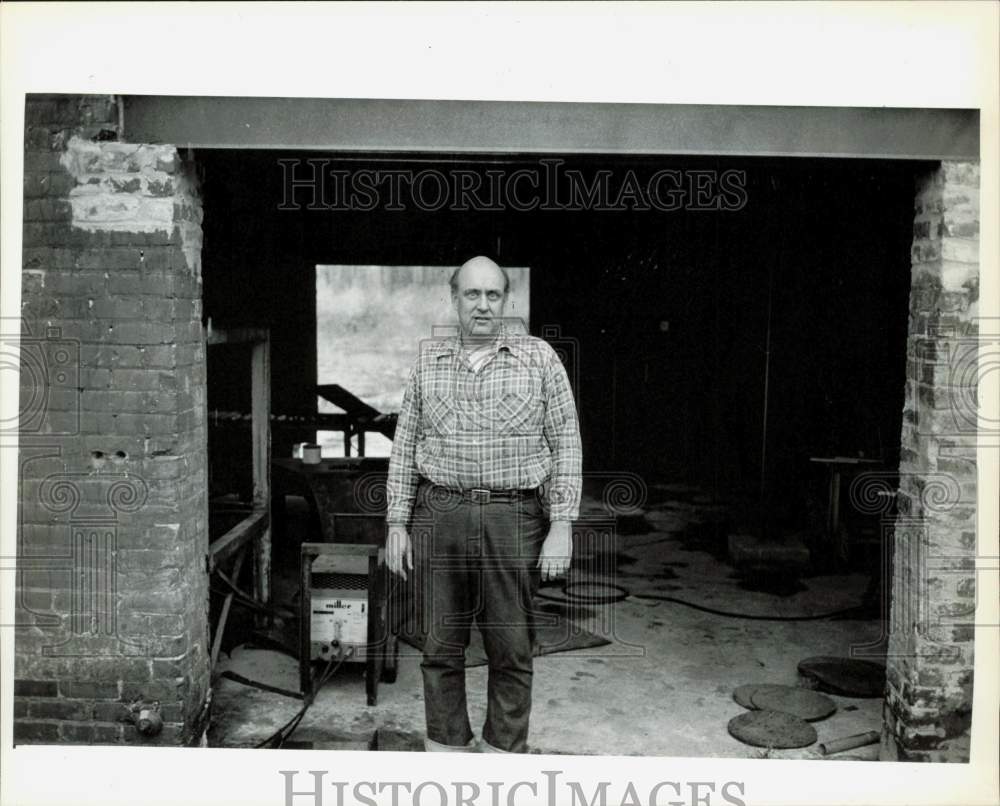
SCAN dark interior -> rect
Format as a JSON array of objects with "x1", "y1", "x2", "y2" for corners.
[{"x1": 199, "y1": 151, "x2": 926, "y2": 543}]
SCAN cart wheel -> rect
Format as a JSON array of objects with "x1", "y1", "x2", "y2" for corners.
[{"x1": 380, "y1": 635, "x2": 400, "y2": 683}]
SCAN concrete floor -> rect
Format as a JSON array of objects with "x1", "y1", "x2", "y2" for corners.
[{"x1": 209, "y1": 484, "x2": 885, "y2": 759}]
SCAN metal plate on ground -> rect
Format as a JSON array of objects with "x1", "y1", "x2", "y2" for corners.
[
  {"x1": 732, "y1": 684, "x2": 787, "y2": 710},
  {"x1": 728, "y1": 709, "x2": 817, "y2": 748},
  {"x1": 750, "y1": 685, "x2": 837, "y2": 721},
  {"x1": 797, "y1": 656, "x2": 886, "y2": 698}
]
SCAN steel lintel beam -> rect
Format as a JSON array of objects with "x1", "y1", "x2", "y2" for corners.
[{"x1": 119, "y1": 95, "x2": 978, "y2": 161}]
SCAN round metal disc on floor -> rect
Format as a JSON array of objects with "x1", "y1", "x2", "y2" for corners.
[
  {"x1": 727, "y1": 709, "x2": 817, "y2": 748},
  {"x1": 732, "y1": 683, "x2": 787, "y2": 710},
  {"x1": 750, "y1": 685, "x2": 837, "y2": 721},
  {"x1": 797, "y1": 656, "x2": 886, "y2": 698},
  {"x1": 561, "y1": 581, "x2": 630, "y2": 603}
]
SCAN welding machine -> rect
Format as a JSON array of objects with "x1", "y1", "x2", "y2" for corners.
[{"x1": 299, "y1": 541, "x2": 398, "y2": 705}]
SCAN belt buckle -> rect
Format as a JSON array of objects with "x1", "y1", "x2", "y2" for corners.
[{"x1": 469, "y1": 488, "x2": 491, "y2": 504}]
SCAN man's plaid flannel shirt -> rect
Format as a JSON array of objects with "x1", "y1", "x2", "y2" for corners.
[{"x1": 386, "y1": 326, "x2": 582, "y2": 525}]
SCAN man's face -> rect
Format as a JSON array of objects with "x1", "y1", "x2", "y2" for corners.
[{"x1": 452, "y1": 261, "x2": 507, "y2": 339}]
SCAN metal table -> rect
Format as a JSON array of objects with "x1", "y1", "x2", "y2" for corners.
[{"x1": 272, "y1": 456, "x2": 389, "y2": 544}]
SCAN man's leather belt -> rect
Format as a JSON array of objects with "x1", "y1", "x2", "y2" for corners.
[{"x1": 428, "y1": 484, "x2": 534, "y2": 504}]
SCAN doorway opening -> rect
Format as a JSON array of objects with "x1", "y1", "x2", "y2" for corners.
[{"x1": 198, "y1": 148, "x2": 924, "y2": 754}]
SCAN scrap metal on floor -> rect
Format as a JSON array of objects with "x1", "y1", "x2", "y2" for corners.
[{"x1": 209, "y1": 483, "x2": 885, "y2": 759}]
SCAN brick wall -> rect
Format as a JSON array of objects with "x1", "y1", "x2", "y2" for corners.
[
  {"x1": 15, "y1": 94, "x2": 210, "y2": 745},
  {"x1": 882, "y1": 161, "x2": 979, "y2": 762}
]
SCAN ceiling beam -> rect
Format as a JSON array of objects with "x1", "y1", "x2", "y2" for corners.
[{"x1": 120, "y1": 96, "x2": 978, "y2": 161}]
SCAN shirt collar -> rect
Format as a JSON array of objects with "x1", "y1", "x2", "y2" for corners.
[{"x1": 429, "y1": 323, "x2": 529, "y2": 361}]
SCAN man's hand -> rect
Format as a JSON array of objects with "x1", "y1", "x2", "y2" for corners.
[
  {"x1": 537, "y1": 520, "x2": 572, "y2": 581},
  {"x1": 386, "y1": 525, "x2": 413, "y2": 580}
]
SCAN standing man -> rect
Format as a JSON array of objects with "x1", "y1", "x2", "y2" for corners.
[{"x1": 385, "y1": 256, "x2": 582, "y2": 753}]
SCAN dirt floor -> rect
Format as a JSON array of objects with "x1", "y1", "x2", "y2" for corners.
[{"x1": 209, "y1": 484, "x2": 885, "y2": 759}]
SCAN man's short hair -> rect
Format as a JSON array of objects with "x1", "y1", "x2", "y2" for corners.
[{"x1": 449, "y1": 261, "x2": 511, "y2": 295}]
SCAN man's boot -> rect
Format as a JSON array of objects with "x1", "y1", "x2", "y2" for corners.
[
  {"x1": 424, "y1": 737, "x2": 478, "y2": 752},
  {"x1": 477, "y1": 738, "x2": 512, "y2": 753}
]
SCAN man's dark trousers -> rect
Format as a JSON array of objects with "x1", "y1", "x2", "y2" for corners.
[{"x1": 409, "y1": 482, "x2": 548, "y2": 753}]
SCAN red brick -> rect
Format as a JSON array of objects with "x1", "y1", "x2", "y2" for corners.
[
  {"x1": 90, "y1": 296, "x2": 144, "y2": 319},
  {"x1": 158, "y1": 702, "x2": 185, "y2": 723},
  {"x1": 151, "y1": 657, "x2": 191, "y2": 678},
  {"x1": 28, "y1": 699, "x2": 91, "y2": 720},
  {"x1": 142, "y1": 635, "x2": 189, "y2": 657},
  {"x1": 121, "y1": 723, "x2": 184, "y2": 745},
  {"x1": 34, "y1": 387, "x2": 81, "y2": 414},
  {"x1": 121, "y1": 589, "x2": 187, "y2": 614},
  {"x1": 23, "y1": 173, "x2": 50, "y2": 199},
  {"x1": 113, "y1": 270, "x2": 179, "y2": 295},
  {"x1": 108, "y1": 321, "x2": 178, "y2": 345},
  {"x1": 39, "y1": 271, "x2": 109, "y2": 297},
  {"x1": 142, "y1": 345, "x2": 179, "y2": 368},
  {"x1": 155, "y1": 154, "x2": 177, "y2": 174},
  {"x1": 81, "y1": 389, "x2": 174, "y2": 414},
  {"x1": 14, "y1": 679, "x2": 58, "y2": 697},
  {"x1": 138, "y1": 455, "x2": 186, "y2": 480},
  {"x1": 146, "y1": 613, "x2": 186, "y2": 635},
  {"x1": 21, "y1": 246, "x2": 71, "y2": 270},
  {"x1": 21, "y1": 656, "x2": 150, "y2": 684},
  {"x1": 941, "y1": 162, "x2": 979, "y2": 187},
  {"x1": 79, "y1": 368, "x2": 111, "y2": 389},
  {"x1": 18, "y1": 527, "x2": 72, "y2": 555},
  {"x1": 60, "y1": 722, "x2": 124, "y2": 744},
  {"x1": 14, "y1": 720, "x2": 60, "y2": 744},
  {"x1": 58, "y1": 680, "x2": 120, "y2": 699},
  {"x1": 25, "y1": 99, "x2": 60, "y2": 124},
  {"x1": 79, "y1": 343, "x2": 143, "y2": 368},
  {"x1": 92, "y1": 701, "x2": 132, "y2": 723},
  {"x1": 94, "y1": 368, "x2": 159, "y2": 392},
  {"x1": 89, "y1": 412, "x2": 179, "y2": 436},
  {"x1": 18, "y1": 589, "x2": 52, "y2": 612},
  {"x1": 16, "y1": 97, "x2": 209, "y2": 749},
  {"x1": 140, "y1": 298, "x2": 178, "y2": 321},
  {"x1": 23, "y1": 150, "x2": 66, "y2": 172},
  {"x1": 24, "y1": 126, "x2": 59, "y2": 150},
  {"x1": 109, "y1": 229, "x2": 176, "y2": 248},
  {"x1": 116, "y1": 548, "x2": 182, "y2": 575},
  {"x1": 120, "y1": 680, "x2": 187, "y2": 704},
  {"x1": 23, "y1": 198, "x2": 74, "y2": 223}
]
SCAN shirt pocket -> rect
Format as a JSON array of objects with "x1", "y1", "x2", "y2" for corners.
[
  {"x1": 486, "y1": 388, "x2": 540, "y2": 434},
  {"x1": 423, "y1": 393, "x2": 457, "y2": 436}
]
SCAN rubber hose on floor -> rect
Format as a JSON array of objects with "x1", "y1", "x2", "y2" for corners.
[{"x1": 537, "y1": 580, "x2": 864, "y2": 621}]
